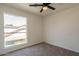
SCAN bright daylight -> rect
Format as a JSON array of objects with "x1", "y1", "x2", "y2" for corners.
[{"x1": 4, "y1": 13, "x2": 27, "y2": 47}]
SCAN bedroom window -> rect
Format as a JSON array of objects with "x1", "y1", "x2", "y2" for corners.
[{"x1": 4, "y1": 13, "x2": 27, "y2": 47}]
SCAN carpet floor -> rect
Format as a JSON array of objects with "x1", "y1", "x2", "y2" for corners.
[{"x1": 3, "y1": 42, "x2": 79, "y2": 56}]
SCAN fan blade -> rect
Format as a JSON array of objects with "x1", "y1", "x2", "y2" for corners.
[
  {"x1": 47, "y1": 6, "x2": 55, "y2": 10},
  {"x1": 29, "y1": 4, "x2": 43, "y2": 6},
  {"x1": 40, "y1": 8, "x2": 43, "y2": 13},
  {"x1": 43, "y1": 3, "x2": 51, "y2": 6}
]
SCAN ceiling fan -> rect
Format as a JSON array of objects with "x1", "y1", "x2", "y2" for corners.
[{"x1": 29, "y1": 3, "x2": 56, "y2": 13}]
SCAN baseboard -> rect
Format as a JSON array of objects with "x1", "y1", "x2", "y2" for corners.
[
  {"x1": 0, "y1": 41, "x2": 44, "y2": 56},
  {"x1": 45, "y1": 41, "x2": 79, "y2": 53}
]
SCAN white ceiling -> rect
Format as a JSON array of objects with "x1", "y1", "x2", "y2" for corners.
[{"x1": 1, "y1": 3, "x2": 79, "y2": 16}]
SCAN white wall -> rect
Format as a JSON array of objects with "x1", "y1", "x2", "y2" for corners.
[
  {"x1": 0, "y1": 5, "x2": 43, "y2": 55},
  {"x1": 43, "y1": 6, "x2": 79, "y2": 53},
  {"x1": 0, "y1": 5, "x2": 79, "y2": 55}
]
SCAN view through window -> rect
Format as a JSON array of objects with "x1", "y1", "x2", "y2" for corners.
[{"x1": 4, "y1": 13, "x2": 27, "y2": 47}]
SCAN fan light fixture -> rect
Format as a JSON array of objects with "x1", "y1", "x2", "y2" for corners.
[
  {"x1": 29, "y1": 3, "x2": 56, "y2": 13},
  {"x1": 43, "y1": 6, "x2": 48, "y2": 11}
]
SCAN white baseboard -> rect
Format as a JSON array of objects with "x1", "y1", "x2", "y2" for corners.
[
  {"x1": 0, "y1": 41, "x2": 43, "y2": 55},
  {"x1": 45, "y1": 41, "x2": 79, "y2": 53}
]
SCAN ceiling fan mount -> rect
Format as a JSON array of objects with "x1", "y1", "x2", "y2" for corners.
[{"x1": 29, "y1": 3, "x2": 56, "y2": 13}]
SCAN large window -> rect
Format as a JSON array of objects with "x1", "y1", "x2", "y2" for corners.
[{"x1": 4, "y1": 13, "x2": 27, "y2": 47}]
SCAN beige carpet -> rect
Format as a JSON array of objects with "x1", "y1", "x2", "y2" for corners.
[{"x1": 2, "y1": 42, "x2": 79, "y2": 56}]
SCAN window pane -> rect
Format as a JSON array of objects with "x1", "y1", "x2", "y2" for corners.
[{"x1": 4, "y1": 13, "x2": 27, "y2": 47}]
